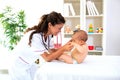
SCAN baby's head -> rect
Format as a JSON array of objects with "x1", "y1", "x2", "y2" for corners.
[{"x1": 72, "y1": 30, "x2": 88, "y2": 45}]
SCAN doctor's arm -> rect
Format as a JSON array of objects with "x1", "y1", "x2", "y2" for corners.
[{"x1": 41, "y1": 42, "x2": 73, "y2": 62}]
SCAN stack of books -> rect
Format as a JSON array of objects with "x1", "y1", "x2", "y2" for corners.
[
  {"x1": 64, "y1": 3, "x2": 76, "y2": 16},
  {"x1": 86, "y1": 0, "x2": 99, "y2": 15}
]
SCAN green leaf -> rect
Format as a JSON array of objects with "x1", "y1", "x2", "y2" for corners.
[{"x1": 0, "y1": 6, "x2": 27, "y2": 50}]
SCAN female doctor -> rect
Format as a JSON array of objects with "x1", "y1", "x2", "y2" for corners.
[{"x1": 9, "y1": 11, "x2": 73, "y2": 80}]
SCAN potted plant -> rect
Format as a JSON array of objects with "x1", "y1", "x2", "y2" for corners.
[{"x1": 0, "y1": 6, "x2": 27, "y2": 50}]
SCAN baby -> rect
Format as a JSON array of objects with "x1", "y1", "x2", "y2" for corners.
[{"x1": 59, "y1": 30, "x2": 88, "y2": 64}]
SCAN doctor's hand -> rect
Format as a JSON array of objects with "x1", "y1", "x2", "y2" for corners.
[{"x1": 62, "y1": 41, "x2": 73, "y2": 51}]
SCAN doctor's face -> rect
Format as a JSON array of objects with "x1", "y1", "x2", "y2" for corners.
[{"x1": 49, "y1": 23, "x2": 64, "y2": 36}]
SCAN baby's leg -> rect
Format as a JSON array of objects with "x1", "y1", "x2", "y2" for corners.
[{"x1": 58, "y1": 54, "x2": 73, "y2": 64}]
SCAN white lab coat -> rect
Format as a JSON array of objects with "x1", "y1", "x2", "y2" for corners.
[{"x1": 9, "y1": 31, "x2": 54, "y2": 80}]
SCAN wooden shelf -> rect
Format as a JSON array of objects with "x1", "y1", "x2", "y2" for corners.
[
  {"x1": 88, "y1": 50, "x2": 103, "y2": 53},
  {"x1": 88, "y1": 33, "x2": 103, "y2": 35},
  {"x1": 86, "y1": 15, "x2": 103, "y2": 18}
]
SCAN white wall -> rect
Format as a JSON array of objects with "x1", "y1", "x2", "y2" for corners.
[
  {"x1": 104, "y1": 0, "x2": 120, "y2": 55},
  {"x1": 0, "y1": 0, "x2": 64, "y2": 27}
]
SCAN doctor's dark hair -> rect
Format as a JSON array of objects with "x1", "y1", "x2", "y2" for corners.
[{"x1": 25, "y1": 11, "x2": 65, "y2": 46}]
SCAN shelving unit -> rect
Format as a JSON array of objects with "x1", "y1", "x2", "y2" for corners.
[
  {"x1": 86, "y1": 0, "x2": 104, "y2": 55},
  {"x1": 62, "y1": 0, "x2": 104, "y2": 55}
]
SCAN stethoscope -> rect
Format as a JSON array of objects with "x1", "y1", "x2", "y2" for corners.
[
  {"x1": 35, "y1": 33, "x2": 50, "y2": 64},
  {"x1": 40, "y1": 33, "x2": 50, "y2": 51}
]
